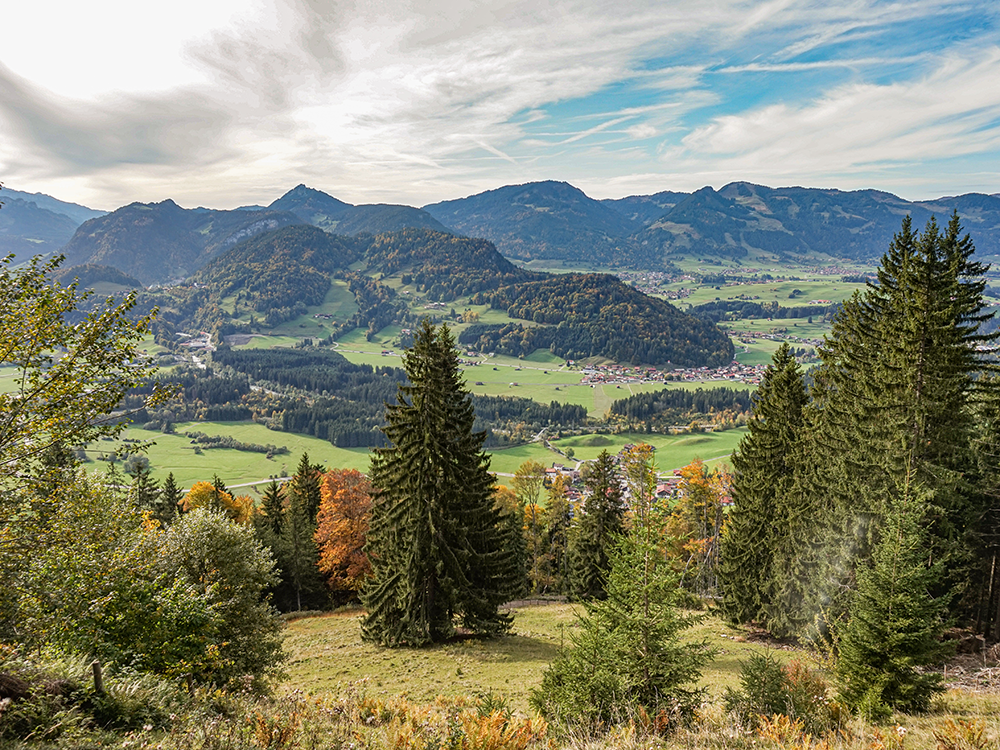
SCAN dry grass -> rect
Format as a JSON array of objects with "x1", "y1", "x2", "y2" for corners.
[{"x1": 280, "y1": 604, "x2": 1000, "y2": 750}]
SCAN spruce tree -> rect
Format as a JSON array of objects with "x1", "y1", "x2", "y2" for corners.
[
  {"x1": 836, "y1": 482, "x2": 954, "y2": 718},
  {"x1": 272, "y1": 459, "x2": 326, "y2": 612},
  {"x1": 260, "y1": 479, "x2": 284, "y2": 536},
  {"x1": 794, "y1": 213, "x2": 996, "y2": 639},
  {"x1": 130, "y1": 464, "x2": 161, "y2": 516},
  {"x1": 719, "y1": 343, "x2": 807, "y2": 628},
  {"x1": 288, "y1": 453, "x2": 323, "y2": 524},
  {"x1": 362, "y1": 319, "x2": 515, "y2": 646},
  {"x1": 158, "y1": 472, "x2": 182, "y2": 524},
  {"x1": 570, "y1": 450, "x2": 625, "y2": 601},
  {"x1": 533, "y1": 445, "x2": 711, "y2": 726}
]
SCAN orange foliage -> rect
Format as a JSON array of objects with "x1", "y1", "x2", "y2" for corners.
[
  {"x1": 315, "y1": 469, "x2": 373, "y2": 594},
  {"x1": 180, "y1": 480, "x2": 254, "y2": 524}
]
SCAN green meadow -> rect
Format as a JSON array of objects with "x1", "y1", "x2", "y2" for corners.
[
  {"x1": 95, "y1": 419, "x2": 745, "y2": 491},
  {"x1": 551, "y1": 429, "x2": 746, "y2": 472},
  {"x1": 89, "y1": 422, "x2": 370, "y2": 491}
]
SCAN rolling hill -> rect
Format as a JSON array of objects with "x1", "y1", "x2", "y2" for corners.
[
  {"x1": 61, "y1": 200, "x2": 304, "y2": 285},
  {"x1": 422, "y1": 180, "x2": 653, "y2": 267},
  {"x1": 269, "y1": 184, "x2": 451, "y2": 236},
  {"x1": 181, "y1": 226, "x2": 733, "y2": 367}
]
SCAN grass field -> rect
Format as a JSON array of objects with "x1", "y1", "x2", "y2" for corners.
[
  {"x1": 97, "y1": 419, "x2": 743, "y2": 490},
  {"x1": 283, "y1": 604, "x2": 766, "y2": 712},
  {"x1": 282, "y1": 603, "x2": 1000, "y2": 749},
  {"x1": 0, "y1": 365, "x2": 20, "y2": 395},
  {"x1": 90, "y1": 421, "x2": 371, "y2": 490},
  {"x1": 672, "y1": 278, "x2": 866, "y2": 309},
  {"x1": 551, "y1": 429, "x2": 746, "y2": 471}
]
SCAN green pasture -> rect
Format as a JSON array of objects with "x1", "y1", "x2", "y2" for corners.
[
  {"x1": 88, "y1": 421, "x2": 370, "y2": 491},
  {"x1": 268, "y1": 280, "x2": 359, "y2": 337},
  {"x1": 0, "y1": 365, "x2": 21, "y2": 395},
  {"x1": 489, "y1": 443, "x2": 565, "y2": 476},
  {"x1": 234, "y1": 335, "x2": 302, "y2": 349},
  {"x1": 670, "y1": 278, "x2": 865, "y2": 309},
  {"x1": 282, "y1": 604, "x2": 798, "y2": 713},
  {"x1": 551, "y1": 428, "x2": 746, "y2": 472}
]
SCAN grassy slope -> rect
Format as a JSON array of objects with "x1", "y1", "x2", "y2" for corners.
[{"x1": 282, "y1": 603, "x2": 1000, "y2": 750}]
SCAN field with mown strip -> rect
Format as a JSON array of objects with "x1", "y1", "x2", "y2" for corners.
[{"x1": 551, "y1": 429, "x2": 746, "y2": 471}]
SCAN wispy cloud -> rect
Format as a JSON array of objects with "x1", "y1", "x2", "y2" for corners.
[{"x1": 0, "y1": 0, "x2": 997, "y2": 207}]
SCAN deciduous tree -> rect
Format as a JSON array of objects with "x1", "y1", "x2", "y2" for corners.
[{"x1": 315, "y1": 468, "x2": 372, "y2": 599}]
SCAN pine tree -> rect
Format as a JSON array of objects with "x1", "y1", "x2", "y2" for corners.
[
  {"x1": 720, "y1": 343, "x2": 807, "y2": 628},
  {"x1": 570, "y1": 450, "x2": 625, "y2": 601},
  {"x1": 494, "y1": 486, "x2": 529, "y2": 600},
  {"x1": 836, "y1": 481, "x2": 954, "y2": 718},
  {"x1": 544, "y1": 476, "x2": 572, "y2": 594},
  {"x1": 362, "y1": 319, "x2": 515, "y2": 646},
  {"x1": 130, "y1": 465, "x2": 161, "y2": 515},
  {"x1": 260, "y1": 479, "x2": 284, "y2": 536},
  {"x1": 793, "y1": 213, "x2": 996, "y2": 639},
  {"x1": 533, "y1": 444, "x2": 711, "y2": 727},
  {"x1": 158, "y1": 472, "x2": 182, "y2": 524},
  {"x1": 287, "y1": 453, "x2": 323, "y2": 524}
]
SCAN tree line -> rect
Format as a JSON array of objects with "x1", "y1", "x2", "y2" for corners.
[{"x1": 720, "y1": 213, "x2": 1000, "y2": 717}]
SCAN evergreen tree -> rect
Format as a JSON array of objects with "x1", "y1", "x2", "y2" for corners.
[
  {"x1": 158, "y1": 472, "x2": 182, "y2": 524},
  {"x1": 276, "y1": 480, "x2": 323, "y2": 612},
  {"x1": 130, "y1": 464, "x2": 161, "y2": 515},
  {"x1": 288, "y1": 453, "x2": 323, "y2": 524},
  {"x1": 494, "y1": 486, "x2": 529, "y2": 599},
  {"x1": 362, "y1": 319, "x2": 516, "y2": 646},
  {"x1": 209, "y1": 474, "x2": 229, "y2": 515},
  {"x1": 544, "y1": 476, "x2": 572, "y2": 594},
  {"x1": 260, "y1": 479, "x2": 284, "y2": 536},
  {"x1": 570, "y1": 450, "x2": 625, "y2": 601},
  {"x1": 720, "y1": 343, "x2": 807, "y2": 628},
  {"x1": 836, "y1": 482, "x2": 954, "y2": 718},
  {"x1": 532, "y1": 445, "x2": 711, "y2": 727},
  {"x1": 794, "y1": 213, "x2": 996, "y2": 639}
]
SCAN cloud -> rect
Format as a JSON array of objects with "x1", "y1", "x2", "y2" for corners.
[
  {"x1": 681, "y1": 48, "x2": 1000, "y2": 169},
  {"x1": 0, "y1": 0, "x2": 998, "y2": 207}
]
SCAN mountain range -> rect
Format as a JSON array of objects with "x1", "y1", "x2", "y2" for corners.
[{"x1": 3, "y1": 180, "x2": 1000, "y2": 283}]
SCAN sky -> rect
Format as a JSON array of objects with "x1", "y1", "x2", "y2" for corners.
[{"x1": 1, "y1": 0, "x2": 998, "y2": 210}]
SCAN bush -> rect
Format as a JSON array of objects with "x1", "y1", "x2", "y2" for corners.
[{"x1": 723, "y1": 652, "x2": 839, "y2": 734}]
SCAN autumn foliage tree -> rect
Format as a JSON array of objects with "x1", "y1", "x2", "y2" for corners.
[
  {"x1": 180, "y1": 478, "x2": 254, "y2": 523},
  {"x1": 315, "y1": 468, "x2": 372, "y2": 601}
]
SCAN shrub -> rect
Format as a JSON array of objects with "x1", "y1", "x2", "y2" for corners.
[{"x1": 724, "y1": 652, "x2": 838, "y2": 735}]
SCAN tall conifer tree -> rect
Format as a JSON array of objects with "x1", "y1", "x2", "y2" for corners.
[
  {"x1": 720, "y1": 343, "x2": 807, "y2": 628},
  {"x1": 795, "y1": 212, "x2": 996, "y2": 639},
  {"x1": 362, "y1": 319, "x2": 515, "y2": 646},
  {"x1": 836, "y1": 483, "x2": 954, "y2": 718},
  {"x1": 570, "y1": 450, "x2": 625, "y2": 601}
]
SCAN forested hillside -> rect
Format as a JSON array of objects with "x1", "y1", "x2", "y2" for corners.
[
  {"x1": 51, "y1": 263, "x2": 143, "y2": 290},
  {"x1": 194, "y1": 225, "x2": 364, "y2": 321},
  {"x1": 468, "y1": 273, "x2": 735, "y2": 366},
  {"x1": 153, "y1": 226, "x2": 731, "y2": 368},
  {"x1": 269, "y1": 184, "x2": 451, "y2": 235},
  {"x1": 422, "y1": 180, "x2": 654, "y2": 266},
  {"x1": 61, "y1": 199, "x2": 303, "y2": 285}
]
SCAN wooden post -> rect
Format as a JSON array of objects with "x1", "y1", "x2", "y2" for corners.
[{"x1": 91, "y1": 660, "x2": 104, "y2": 695}]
